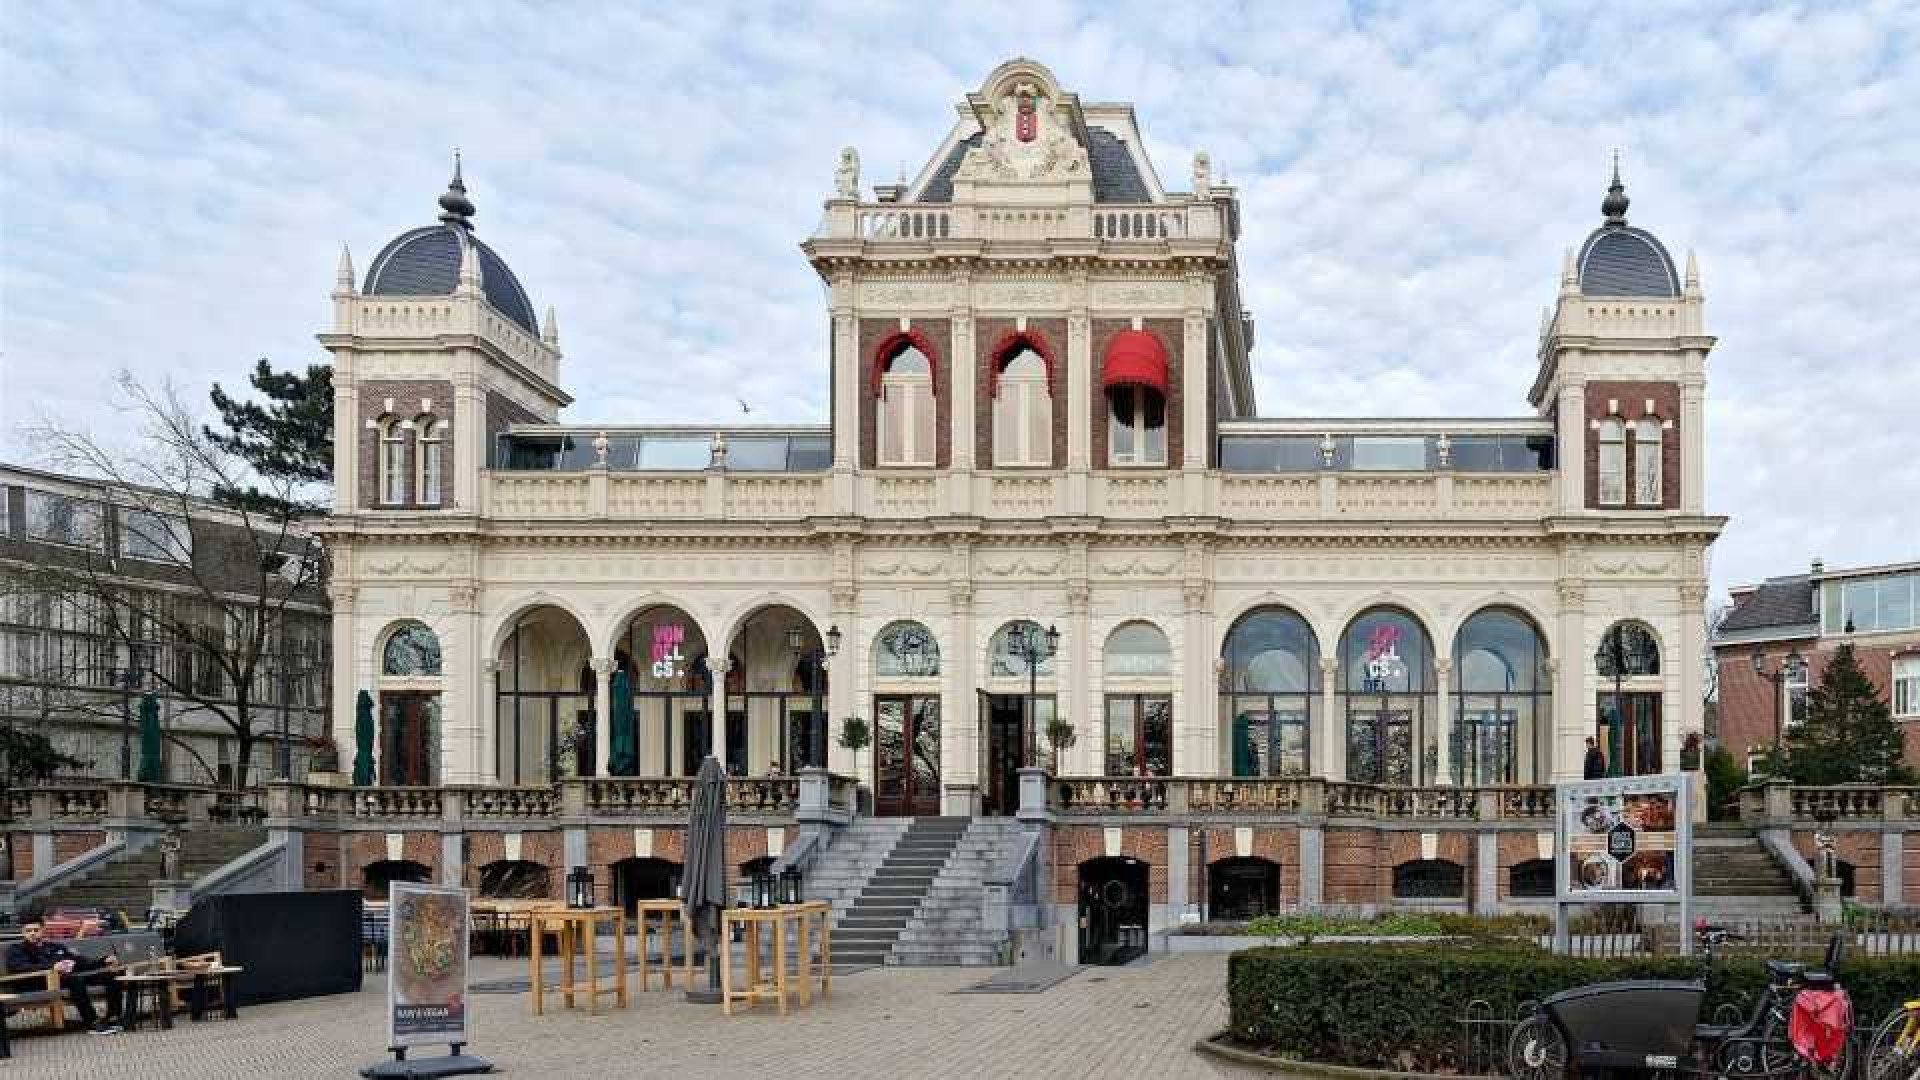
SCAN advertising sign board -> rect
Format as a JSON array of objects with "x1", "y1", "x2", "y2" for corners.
[{"x1": 387, "y1": 882, "x2": 471, "y2": 1049}]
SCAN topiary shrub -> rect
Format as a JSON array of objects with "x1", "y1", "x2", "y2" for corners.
[{"x1": 1225, "y1": 942, "x2": 1920, "y2": 1073}]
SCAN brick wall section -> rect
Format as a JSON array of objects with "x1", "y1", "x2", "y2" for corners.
[
  {"x1": 859, "y1": 318, "x2": 952, "y2": 469},
  {"x1": 1323, "y1": 827, "x2": 1379, "y2": 905},
  {"x1": 1793, "y1": 829, "x2": 1884, "y2": 903},
  {"x1": 348, "y1": 830, "x2": 440, "y2": 883},
  {"x1": 1584, "y1": 380, "x2": 1679, "y2": 510},
  {"x1": 1909, "y1": 833, "x2": 1920, "y2": 898},
  {"x1": 1717, "y1": 638, "x2": 1920, "y2": 766},
  {"x1": 973, "y1": 318, "x2": 1068, "y2": 468},
  {"x1": 1090, "y1": 319, "x2": 1183, "y2": 470},
  {"x1": 1383, "y1": 830, "x2": 1473, "y2": 899},
  {"x1": 304, "y1": 831, "x2": 345, "y2": 890},
  {"x1": 52, "y1": 830, "x2": 106, "y2": 867},
  {"x1": 1192, "y1": 826, "x2": 1299, "y2": 906},
  {"x1": 1495, "y1": 831, "x2": 1553, "y2": 899},
  {"x1": 466, "y1": 830, "x2": 565, "y2": 898},
  {"x1": 358, "y1": 379, "x2": 454, "y2": 509},
  {"x1": 1049, "y1": 826, "x2": 1168, "y2": 905}
]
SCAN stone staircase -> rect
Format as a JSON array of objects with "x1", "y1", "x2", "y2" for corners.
[
  {"x1": 28, "y1": 826, "x2": 268, "y2": 918},
  {"x1": 805, "y1": 816, "x2": 1023, "y2": 970},
  {"x1": 1686, "y1": 822, "x2": 1807, "y2": 919}
]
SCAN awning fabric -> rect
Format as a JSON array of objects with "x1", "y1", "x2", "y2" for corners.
[{"x1": 1102, "y1": 330, "x2": 1168, "y2": 394}]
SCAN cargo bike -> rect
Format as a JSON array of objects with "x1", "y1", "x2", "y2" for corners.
[{"x1": 1509, "y1": 926, "x2": 1855, "y2": 1080}]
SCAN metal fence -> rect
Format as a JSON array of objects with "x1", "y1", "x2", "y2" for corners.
[{"x1": 1541, "y1": 906, "x2": 1920, "y2": 959}]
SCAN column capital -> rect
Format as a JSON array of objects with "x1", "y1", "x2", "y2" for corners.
[{"x1": 590, "y1": 656, "x2": 616, "y2": 675}]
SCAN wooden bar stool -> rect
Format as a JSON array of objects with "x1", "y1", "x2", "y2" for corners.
[{"x1": 633, "y1": 900, "x2": 692, "y2": 991}]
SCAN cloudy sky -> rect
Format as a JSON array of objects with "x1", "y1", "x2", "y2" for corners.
[{"x1": 2, "y1": 1, "x2": 1915, "y2": 601}]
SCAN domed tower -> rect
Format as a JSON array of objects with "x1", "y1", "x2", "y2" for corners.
[{"x1": 319, "y1": 157, "x2": 569, "y2": 515}]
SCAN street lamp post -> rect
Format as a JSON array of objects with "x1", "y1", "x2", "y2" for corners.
[
  {"x1": 787, "y1": 624, "x2": 840, "y2": 770},
  {"x1": 118, "y1": 664, "x2": 140, "y2": 781},
  {"x1": 1008, "y1": 624, "x2": 1060, "y2": 768},
  {"x1": 1751, "y1": 648, "x2": 1805, "y2": 775}
]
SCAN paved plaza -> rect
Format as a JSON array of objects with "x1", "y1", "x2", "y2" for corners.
[{"x1": 8, "y1": 954, "x2": 1267, "y2": 1079}]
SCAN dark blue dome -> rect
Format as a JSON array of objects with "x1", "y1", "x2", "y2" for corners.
[
  {"x1": 1577, "y1": 225, "x2": 1679, "y2": 298},
  {"x1": 363, "y1": 224, "x2": 539, "y2": 336}
]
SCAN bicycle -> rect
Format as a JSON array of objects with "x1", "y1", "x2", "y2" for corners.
[{"x1": 1867, "y1": 998, "x2": 1920, "y2": 1080}]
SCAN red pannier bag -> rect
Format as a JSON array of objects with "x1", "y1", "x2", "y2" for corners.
[{"x1": 1789, "y1": 989, "x2": 1854, "y2": 1067}]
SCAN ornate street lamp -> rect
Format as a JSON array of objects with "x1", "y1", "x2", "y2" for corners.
[
  {"x1": 1008, "y1": 624, "x2": 1060, "y2": 768},
  {"x1": 787, "y1": 625, "x2": 840, "y2": 771},
  {"x1": 1752, "y1": 648, "x2": 1806, "y2": 774}
]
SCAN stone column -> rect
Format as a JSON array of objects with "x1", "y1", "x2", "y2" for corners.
[
  {"x1": 1180, "y1": 538, "x2": 1213, "y2": 776},
  {"x1": 1065, "y1": 540, "x2": 1092, "y2": 775},
  {"x1": 1319, "y1": 657, "x2": 1342, "y2": 780},
  {"x1": 1066, "y1": 284, "x2": 1091, "y2": 514},
  {"x1": 943, "y1": 584, "x2": 977, "y2": 805},
  {"x1": 1556, "y1": 381, "x2": 1586, "y2": 513},
  {"x1": 591, "y1": 657, "x2": 614, "y2": 778},
  {"x1": 327, "y1": 583, "x2": 358, "y2": 756},
  {"x1": 1181, "y1": 281, "x2": 1208, "y2": 470},
  {"x1": 709, "y1": 658, "x2": 730, "y2": 768},
  {"x1": 950, "y1": 271, "x2": 976, "y2": 475},
  {"x1": 447, "y1": 582, "x2": 484, "y2": 783},
  {"x1": 331, "y1": 374, "x2": 359, "y2": 511},
  {"x1": 1434, "y1": 657, "x2": 1453, "y2": 785},
  {"x1": 451, "y1": 369, "x2": 483, "y2": 512},
  {"x1": 1677, "y1": 582, "x2": 1708, "y2": 773},
  {"x1": 1556, "y1": 572, "x2": 1588, "y2": 782},
  {"x1": 830, "y1": 277, "x2": 859, "y2": 515},
  {"x1": 479, "y1": 659, "x2": 500, "y2": 783},
  {"x1": 1680, "y1": 372, "x2": 1706, "y2": 514}
]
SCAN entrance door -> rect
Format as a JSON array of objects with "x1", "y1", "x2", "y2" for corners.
[
  {"x1": 982, "y1": 694, "x2": 1054, "y2": 815},
  {"x1": 380, "y1": 692, "x2": 438, "y2": 785},
  {"x1": 1598, "y1": 692, "x2": 1662, "y2": 776},
  {"x1": 875, "y1": 695, "x2": 940, "y2": 816},
  {"x1": 1078, "y1": 857, "x2": 1149, "y2": 966},
  {"x1": 1346, "y1": 706, "x2": 1414, "y2": 785}
]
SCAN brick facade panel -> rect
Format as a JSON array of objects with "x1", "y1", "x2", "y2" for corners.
[
  {"x1": 1584, "y1": 380, "x2": 1679, "y2": 511},
  {"x1": 1089, "y1": 319, "x2": 1183, "y2": 470},
  {"x1": 348, "y1": 830, "x2": 440, "y2": 883},
  {"x1": 859, "y1": 318, "x2": 952, "y2": 469},
  {"x1": 53, "y1": 830, "x2": 106, "y2": 867},
  {"x1": 1194, "y1": 826, "x2": 1299, "y2": 906},
  {"x1": 1717, "y1": 638, "x2": 1920, "y2": 769},
  {"x1": 973, "y1": 317, "x2": 1068, "y2": 469},
  {"x1": 358, "y1": 379, "x2": 454, "y2": 509},
  {"x1": 1049, "y1": 826, "x2": 1168, "y2": 905},
  {"x1": 303, "y1": 831, "x2": 345, "y2": 890},
  {"x1": 1496, "y1": 831, "x2": 1553, "y2": 899}
]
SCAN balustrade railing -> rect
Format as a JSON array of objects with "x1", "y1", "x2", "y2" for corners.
[
  {"x1": 45, "y1": 786, "x2": 109, "y2": 821},
  {"x1": 349, "y1": 787, "x2": 443, "y2": 820},
  {"x1": 1047, "y1": 777, "x2": 1557, "y2": 820},
  {"x1": 1790, "y1": 786, "x2": 1887, "y2": 820},
  {"x1": 1186, "y1": 778, "x2": 1301, "y2": 814},
  {"x1": 1741, "y1": 781, "x2": 1916, "y2": 825},
  {"x1": 1051, "y1": 777, "x2": 1170, "y2": 815},
  {"x1": 462, "y1": 786, "x2": 559, "y2": 820},
  {"x1": 585, "y1": 777, "x2": 696, "y2": 815},
  {"x1": 728, "y1": 777, "x2": 799, "y2": 814}
]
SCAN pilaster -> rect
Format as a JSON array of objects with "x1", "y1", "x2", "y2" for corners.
[
  {"x1": 1555, "y1": 561, "x2": 1588, "y2": 782},
  {"x1": 1680, "y1": 372, "x2": 1706, "y2": 514}
]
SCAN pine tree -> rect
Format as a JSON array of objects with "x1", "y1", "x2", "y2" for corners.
[
  {"x1": 1783, "y1": 643, "x2": 1914, "y2": 785},
  {"x1": 205, "y1": 358, "x2": 333, "y2": 514}
]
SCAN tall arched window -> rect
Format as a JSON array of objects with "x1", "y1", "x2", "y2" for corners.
[
  {"x1": 874, "y1": 621, "x2": 941, "y2": 678},
  {"x1": 1104, "y1": 622, "x2": 1171, "y2": 776},
  {"x1": 1339, "y1": 607, "x2": 1435, "y2": 785},
  {"x1": 989, "y1": 620, "x2": 1057, "y2": 677},
  {"x1": 1596, "y1": 418, "x2": 1626, "y2": 506},
  {"x1": 878, "y1": 344, "x2": 935, "y2": 466},
  {"x1": 1595, "y1": 620, "x2": 1663, "y2": 777},
  {"x1": 378, "y1": 417, "x2": 407, "y2": 505},
  {"x1": 415, "y1": 416, "x2": 443, "y2": 505},
  {"x1": 1452, "y1": 608, "x2": 1550, "y2": 785},
  {"x1": 992, "y1": 344, "x2": 1051, "y2": 467},
  {"x1": 1632, "y1": 418, "x2": 1662, "y2": 506},
  {"x1": 382, "y1": 621, "x2": 442, "y2": 676},
  {"x1": 1220, "y1": 607, "x2": 1318, "y2": 777}
]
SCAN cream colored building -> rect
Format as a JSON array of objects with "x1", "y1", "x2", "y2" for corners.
[{"x1": 316, "y1": 59, "x2": 1722, "y2": 817}]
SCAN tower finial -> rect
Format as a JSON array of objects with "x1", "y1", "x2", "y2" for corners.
[
  {"x1": 439, "y1": 148, "x2": 476, "y2": 227},
  {"x1": 1601, "y1": 149, "x2": 1629, "y2": 225},
  {"x1": 335, "y1": 243, "x2": 355, "y2": 295}
]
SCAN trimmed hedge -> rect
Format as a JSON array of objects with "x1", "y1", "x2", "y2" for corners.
[{"x1": 1226, "y1": 942, "x2": 1920, "y2": 1073}]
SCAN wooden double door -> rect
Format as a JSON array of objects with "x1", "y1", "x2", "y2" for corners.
[
  {"x1": 380, "y1": 691, "x2": 439, "y2": 786},
  {"x1": 874, "y1": 695, "x2": 940, "y2": 817}
]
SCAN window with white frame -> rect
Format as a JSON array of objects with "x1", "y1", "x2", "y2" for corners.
[
  {"x1": 415, "y1": 416, "x2": 443, "y2": 505},
  {"x1": 25, "y1": 491, "x2": 103, "y2": 549},
  {"x1": 1107, "y1": 385, "x2": 1167, "y2": 466},
  {"x1": 1895, "y1": 656, "x2": 1920, "y2": 719},
  {"x1": 991, "y1": 345, "x2": 1050, "y2": 467},
  {"x1": 378, "y1": 417, "x2": 406, "y2": 504},
  {"x1": 1633, "y1": 418, "x2": 1663, "y2": 506},
  {"x1": 1596, "y1": 418, "x2": 1626, "y2": 505},
  {"x1": 878, "y1": 345, "x2": 935, "y2": 466},
  {"x1": 120, "y1": 509, "x2": 193, "y2": 562},
  {"x1": 1786, "y1": 656, "x2": 1809, "y2": 728}
]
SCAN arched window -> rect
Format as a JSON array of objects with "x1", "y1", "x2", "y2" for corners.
[
  {"x1": 874, "y1": 621, "x2": 940, "y2": 678},
  {"x1": 1220, "y1": 607, "x2": 1318, "y2": 777},
  {"x1": 990, "y1": 620, "x2": 1056, "y2": 678},
  {"x1": 878, "y1": 344, "x2": 935, "y2": 466},
  {"x1": 1392, "y1": 859, "x2": 1464, "y2": 899},
  {"x1": 1596, "y1": 418, "x2": 1626, "y2": 506},
  {"x1": 415, "y1": 415, "x2": 443, "y2": 505},
  {"x1": 1595, "y1": 620, "x2": 1663, "y2": 777},
  {"x1": 1633, "y1": 418, "x2": 1662, "y2": 505},
  {"x1": 378, "y1": 417, "x2": 407, "y2": 504},
  {"x1": 1339, "y1": 608, "x2": 1435, "y2": 785},
  {"x1": 1208, "y1": 857, "x2": 1281, "y2": 920},
  {"x1": 1595, "y1": 621, "x2": 1661, "y2": 677},
  {"x1": 1104, "y1": 622, "x2": 1170, "y2": 677},
  {"x1": 382, "y1": 621, "x2": 442, "y2": 677},
  {"x1": 1452, "y1": 608, "x2": 1551, "y2": 785},
  {"x1": 362, "y1": 858, "x2": 431, "y2": 900},
  {"x1": 992, "y1": 344, "x2": 1051, "y2": 467},
  {"x1": 1509, "y1": 859, "x2": 1555, "y2": 898},
  {"x1": 1104, "y1": 622, "x2": 1172, "y2": 777}
]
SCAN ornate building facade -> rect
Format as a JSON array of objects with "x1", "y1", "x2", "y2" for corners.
[{"x1": 317, "y1": 58, "x2": 1722, "y2": 820}]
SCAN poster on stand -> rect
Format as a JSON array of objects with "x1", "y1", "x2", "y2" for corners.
[
  {"x1": 1556, "y1": 773, "x2": 1691, "y2": 904},
  {"x1": 387, "y1": 882, "x2": 471, "y2": 1048}
]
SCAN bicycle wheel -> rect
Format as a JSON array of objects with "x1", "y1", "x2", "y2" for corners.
[
  {"x1": 1509, "y1": 1015, "x2": 1569, "y2": 1080},
  {"x1": 1867, "y1": 1005, "x2": 1920, "y2": 1080}
]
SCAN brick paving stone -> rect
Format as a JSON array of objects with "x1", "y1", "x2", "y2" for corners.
[{"x1": 6, "y1": 954, "x2": 1274, "y2": 1079}]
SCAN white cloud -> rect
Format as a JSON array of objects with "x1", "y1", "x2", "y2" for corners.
[{"x1": 2, "y1": 1, "x2": 1916, "y2": 602}]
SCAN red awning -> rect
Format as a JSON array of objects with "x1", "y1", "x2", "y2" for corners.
[{"x1": 1102, "y1": 329, "x2": 1168, "y2": 394}]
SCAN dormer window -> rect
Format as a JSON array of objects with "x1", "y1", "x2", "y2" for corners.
[
  {"x1": 992, "y1": 343, "x2": 1051, "y2": 467},
  {"x1": 1632, "y1": 418, "x2": 1662, "y2": 506},
  {"x1": 415, "y1": 416, "x2": 443, "y2": 505},
  {"x1": 878, "y1": 344, "x2": 935, "y2": 467},
  {"x1": 378, "y1": 417, "x2": 407, "y2": 505},
  {"x1": 1597, "y1": 418, "x2": 1626, "y2": 506}
]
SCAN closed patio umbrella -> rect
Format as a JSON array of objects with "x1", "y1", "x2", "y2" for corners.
[
  {"x1": 1231, "y1": 712, "x2": 1254, "y2": 777},
  {"x1": 353, "y1": 689, "x2": 376, "y2": 786},
  {"x1": 607, "y1": 669, "x2": 636, "y2": 775},
  {"x1": 136, "y1": 693, "x2": 163, "y2": 783},
  {"x1": 682, "y1": 754, "x2": 728, "y2": 1003}
]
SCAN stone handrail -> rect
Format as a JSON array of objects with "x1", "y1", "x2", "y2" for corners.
[
  {"x1": 459, "y1": 786, "x2": 559, "y2": 820},
  {"x1": 1740, "y1": 781, "x2": 1916, "y2": 825},
  {"x1": 1049, "y1": 776, "x2": 1556, "y2": 821},
  {"x1": 584, "y1": 777, "x2": 696, "y2": 816},
  {"x1": 348, "y1": 787, "x2": 444, "y2": 820}
]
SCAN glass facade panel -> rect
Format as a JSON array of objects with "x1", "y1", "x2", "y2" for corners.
[
  {"x1": 637, "y1": 437, "x2": 712, "y2": 470},
  {"x1": 1350, "y1": 436, "x2": 1430, "y2": 471},
  {"x1": 120, "y1": 510, "x2": 192, "y2": 562},
  {"x1": 25, "y1": 491, "x2": 102, "y2": 548}
]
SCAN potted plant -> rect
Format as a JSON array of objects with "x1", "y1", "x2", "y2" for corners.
[
  {"x1": 1044, "y1": 718, "x2": 1077, "y2": 772},
  {"x1": 836, "y1": 715, "x2": 873, "y2": 814},
  {"x1": 306, "y1": 735, "x2": 342, "y2": 785}
]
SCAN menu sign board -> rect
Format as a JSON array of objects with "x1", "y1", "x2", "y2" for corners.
[
  {"x1": 388, "y1": 882, "x2": 471, "y2": 1048},
  {"x1": 1556, "y1": 774, "x2": 1690, "y2": 903}
]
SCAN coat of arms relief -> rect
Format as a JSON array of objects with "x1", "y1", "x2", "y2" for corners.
[{"x1": 956, "y1": 81, "x2": 1089, "y2": 184}]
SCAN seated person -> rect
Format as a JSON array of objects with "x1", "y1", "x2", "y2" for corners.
[{"x1": 4, "y1": 920, "x2": 123, "y2": 1034}]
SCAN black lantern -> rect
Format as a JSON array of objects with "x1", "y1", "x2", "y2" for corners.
[
  {"x1": 750, "y1": 867, "x2": 776, "y2": 909},
  {"x1": 779, "y1": 866, "x2": 803, "y2": 906},
  {"x1": 825, "y1": 624, "x2": 842, "y2": 657},
  {"x1": 566, "y1": 865, "x2": 595, "y2": 909}
]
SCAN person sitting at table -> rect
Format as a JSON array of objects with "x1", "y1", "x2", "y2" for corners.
[{"x1": 4, "y1": 920, "x2": 124, "y2": 1034}]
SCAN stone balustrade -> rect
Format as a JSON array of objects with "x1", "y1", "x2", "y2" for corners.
[
  {"x1": 1739, "y1": 781, "x2": 1916, "y2": 826},
  {"x1": 820, "y1": 200, "x2": 1218, "y2": 247},
  {"x1": 1048, "y1": 776, "x2": 1557, "y2": 821}
]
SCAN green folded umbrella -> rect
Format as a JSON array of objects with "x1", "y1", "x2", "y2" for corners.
[
  {"x1": 353, "y1": 689, "x2": 376, "y2": 786},
  {"x1": 607, "y1": 669, "x2": 636, "y2": 776},
  {"x1": 1231, "y1": 712, "x2": 1254, "y2": 777},
  {"x1": 136, "y1": 693, "x2": 163, "y2": 783}
]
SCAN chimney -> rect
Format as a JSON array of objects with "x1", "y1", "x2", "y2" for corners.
[{"x1": 1810, "y1": 557, "x2": 1825, "y2": 576}]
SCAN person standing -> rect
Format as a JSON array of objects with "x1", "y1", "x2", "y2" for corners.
[
  {"x1": 4, "y1": 921, "x2": 123, "y2": 1033},
  {"x1": 1582, "y1": 736, "x2": 1607, "y2": 780}
]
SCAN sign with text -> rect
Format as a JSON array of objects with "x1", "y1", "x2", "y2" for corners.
[
  {"x1": 387, "y1": 882, "x2": 471, "y2": 1048},
  {"x1": 650, "y1": 623, "x2": 687, "y2": 681},
  {"x1": 1556, "y1": 773, "x2": 1691, "y2": 904}
]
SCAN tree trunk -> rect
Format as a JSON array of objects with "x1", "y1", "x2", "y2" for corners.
[{"x1": 233, "y1": 728, "x2": 254, "y2": 792}]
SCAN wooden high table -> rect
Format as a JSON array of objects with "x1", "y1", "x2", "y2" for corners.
[
  {"x1": 527, "y1": 906, "x2": 627, "y2": 1016},
  {"x1": 633, "y1": 900, "x2": 693, "y2": 991},
  {"x1": 718, "y1": 902, "x2": 832, "y2": 1016}
]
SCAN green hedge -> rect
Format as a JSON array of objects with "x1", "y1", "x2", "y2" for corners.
[{"x1": 1226, "y1": 942, "x2": 1920, "y2": 1073}]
